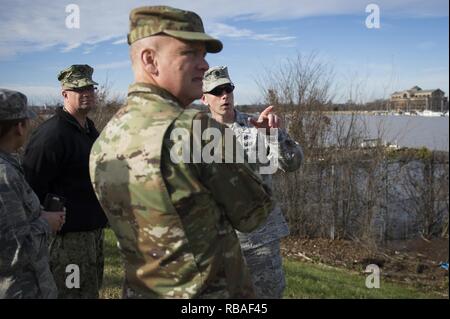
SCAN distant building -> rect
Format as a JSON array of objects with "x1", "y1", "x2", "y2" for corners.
[{"x1": 390, "y1": 86, "x2": 448, "y2": 112}]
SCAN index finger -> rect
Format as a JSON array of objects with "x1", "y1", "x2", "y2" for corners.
[{"x1": 260, "y1": 105, "x2": 274, "y2": 117}]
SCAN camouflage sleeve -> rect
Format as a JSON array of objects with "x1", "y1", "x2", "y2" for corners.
[
  {"x1": 192, "y1": 113, "x2": 274, "y2": 233},
  {"x1": 266, "y1": 128, "x2": 303, "y2": 172},
  {"x1": 0, "y1": 170, "x2": 50, "y2": 275}
]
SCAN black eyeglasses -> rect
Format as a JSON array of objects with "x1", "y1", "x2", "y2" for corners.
[{"x1": 207, "y1": 84, "x2": 235, "y2": 96}]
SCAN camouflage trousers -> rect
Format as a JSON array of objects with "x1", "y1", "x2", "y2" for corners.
[
  {"x1": 241, "y1": 240, "x2": 285, "y2": 299},
  {"x1": 49, "y1": 228, "x2": 104, "y2": 299}
]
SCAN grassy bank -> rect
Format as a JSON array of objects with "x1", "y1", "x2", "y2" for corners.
[
  {"x1": 100, "y1": 229, "x2": 445, "y2": 299},
  {"x1": 283, "y1": 259, "x2": 444, "y2": 298}
]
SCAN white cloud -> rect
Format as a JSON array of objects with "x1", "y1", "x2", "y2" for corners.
[
  {"x1": 209, "y1": 23, "x2": 296, "y2": 42},
  {"x1": 254, "y1": 35, "x2": 296, "y2": 42},
  {"x1": 209, "y1": 23, "x2": 254, "y2": 38},
  {"x1": 0, "y1": 0, "x2": 133, "y2": 59},
  {"x1": 112, "y1": 38, "x2": 127, "y2": 45},
  {"x1": 61, "y1": 42, "x2": 81, "y2": 53},
  {"x1": 83, "y1": 45, "x2": 97, "y2": 55},
  {"x1": 0, "y1": 0, "x2": 447, "y2": 59},
  {"x1": 0, "y1": 84, "x2": 61, "y2": 105},
  {"x1": 95, "y1": 60, "x2": 130, "y2": 70}
]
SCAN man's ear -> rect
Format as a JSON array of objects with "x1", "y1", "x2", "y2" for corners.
[
  {"x1": 16, "y1": 120, "x2": 27, "y2": 137},
  {"x1": 200, "y1": 94, "x2": 209, "y2": 106},
  {"x1": 142, "y1": 48, "x2": 158, "y2": 76}
]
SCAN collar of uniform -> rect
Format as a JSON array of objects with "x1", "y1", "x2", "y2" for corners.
[
  {"x1": 234, "y1": 109, "x2": 250, "y2": 126},
  {"x1": 56, "y1": 107, "x2": 94, "y2": 133},
  {"x1": 128, "y1": 82, "x2": 183, "y2": 108},
  {"x1": 0, "y1": 149, "x2": 22, "y2": 172}
]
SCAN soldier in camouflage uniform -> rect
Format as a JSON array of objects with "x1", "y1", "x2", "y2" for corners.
[
  {"x1": 202, "y1": 66, "x2": 304, "y2": 298},
  {"x1": 0, "y1": 89, "x2": 65, "y2": 299},
  {"x1": 23, "y1": 66, "x2": 108, "y2": 298},
  {"x1": 89, "y1": 6, "x2": 273, "y2": 299}
]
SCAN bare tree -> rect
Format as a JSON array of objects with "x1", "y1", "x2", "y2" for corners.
[
  {"x1": 398, "y1": 151, "x2": 449, "y2": 239},
  {"x1": 258, "y1": 52, "x2": 449, "y2": 248},
  {"x1": 257, "y1": 52, "x2": 334, "y2": 158},
  {"x1": 259, "y1": 53, "x2": 378, "y2": 240},
  {"x1": 89, "y1": 78, "x2": 124, "y2": 131}
]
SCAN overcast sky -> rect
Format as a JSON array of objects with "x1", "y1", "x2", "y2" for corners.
[{"x1": 0, "y1": 0, "x2": 448, "y2": 105}]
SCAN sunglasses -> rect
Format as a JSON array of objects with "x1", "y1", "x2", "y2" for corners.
[
  {"x1": 207, "y1": 84, "x2": 235, "y2": 96},
  {"x1": 65, "y1": 86, "x2": 97, "y2": 93}
]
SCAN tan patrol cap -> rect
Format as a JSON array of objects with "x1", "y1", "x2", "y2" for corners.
[
  {"x1": 203, "y1": 66, "x2": 233, "y2": 93},
  {"x1": 127, "y1": 5, "x2": 223, "y2": 53}
]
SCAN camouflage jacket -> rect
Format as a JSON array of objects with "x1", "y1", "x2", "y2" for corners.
[
  {"x1": 227, "y1": 110, "x2": 303, "y2": 250},
  {"x1": 89, "y1": 83, "x2": 273, "y2": 299},
  {"x1": 0, "y1": 150, "x2": 57, "y2": 299}
]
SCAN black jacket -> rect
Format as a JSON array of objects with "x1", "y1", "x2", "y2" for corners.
[{"x1": 23, "y1": 107, "x2": 107, "y2": 233}]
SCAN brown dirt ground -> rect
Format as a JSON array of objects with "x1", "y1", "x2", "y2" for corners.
[{"x1": 281, "y1": 236, "x2": 449, "y2": 297}]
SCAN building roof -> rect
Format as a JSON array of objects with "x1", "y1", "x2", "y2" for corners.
[{"x1": 391, "y1": 86, "x2": 445, "y2": 97}]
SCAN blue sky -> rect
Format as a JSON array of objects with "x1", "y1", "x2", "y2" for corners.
[{"x1": 0, "y1": 0, "x2": 448, "y2": 105}]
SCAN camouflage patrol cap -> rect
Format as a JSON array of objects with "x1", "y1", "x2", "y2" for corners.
[
  {"x1": 128, "y1": 5, "x2": 223, "y2": 53},
  {"x1": 57, "y1": 64, "x2": 98, "y2": 89},
  {"x1": 202, "y1": 66, "x2": 234, "y2": 93},
  {"x1": 0, "y1": 88, "x2": 36, "y2": 121}
]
